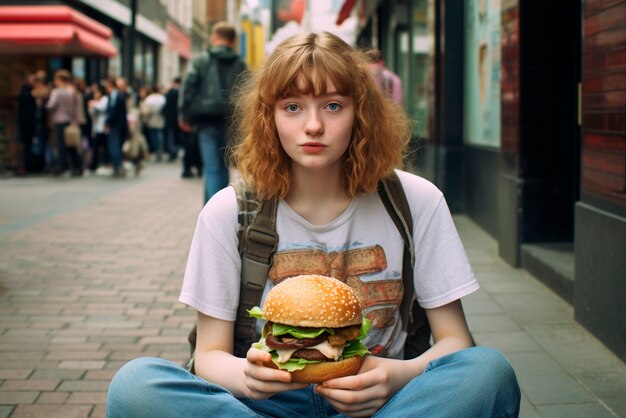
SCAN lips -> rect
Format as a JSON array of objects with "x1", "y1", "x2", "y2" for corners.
[{"x1": 300, "y1": 142, "x2": 327, "y2": 153}]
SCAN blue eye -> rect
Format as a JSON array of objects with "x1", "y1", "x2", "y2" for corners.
[
  {"x1": 326, "y1": 103, "x2": 341, "y2": 111},
  {"x1": 285, "y1": 104, "x2": 299, "y2": 112}
]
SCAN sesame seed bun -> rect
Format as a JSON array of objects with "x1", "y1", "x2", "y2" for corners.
[
  {"x1": 263, "y1": 275, "x2": 363, "y2": 328},
  {"x1": 263, "y1": 354, "x2": 363, "y2": 383}
]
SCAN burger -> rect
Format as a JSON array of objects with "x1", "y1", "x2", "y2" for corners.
[{"x1": 248, "y1": 274, "x2": 371, "y2": 383}]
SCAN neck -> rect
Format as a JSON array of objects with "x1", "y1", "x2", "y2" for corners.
[{"x1": 285, "y1": 165, "x2": 351, "y2": 225}]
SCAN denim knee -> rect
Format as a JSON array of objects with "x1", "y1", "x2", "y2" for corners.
[
  {"x1": 455, "y1": 346, "x2": 521, "y2": 416},
  {"x1": 107, "y1": 357, "x2": 170, "y2": 418},
  {"x1": 463, "y1": 346, "x2": 519, "y2": 389}
]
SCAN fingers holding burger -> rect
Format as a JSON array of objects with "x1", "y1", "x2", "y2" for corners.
[{"x1": 249, "y1": 274, "x2": 371, "y2": 383}]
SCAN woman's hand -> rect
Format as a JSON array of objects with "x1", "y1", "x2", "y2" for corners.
[
  {"x1": 243, "y1": 348, "x2": 309, "y2": 400},
  {"x1": 314, "y1": 355, "x2": 412, "y2": 417}
]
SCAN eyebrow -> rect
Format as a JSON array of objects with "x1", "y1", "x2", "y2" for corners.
[{"x1": 278, "y1": 90, "x2": 346, "y2": 100}]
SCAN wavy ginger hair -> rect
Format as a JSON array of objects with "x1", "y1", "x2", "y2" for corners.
[{"x1": 230, "y1": 32, "x2": 411, "y2": 199}]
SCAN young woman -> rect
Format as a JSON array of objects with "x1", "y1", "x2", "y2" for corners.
[{"x1": 107, "y1": 32, "x2": 520, "y2": 418}]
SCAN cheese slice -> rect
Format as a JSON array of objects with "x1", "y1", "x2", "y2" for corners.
[
  {"x1": 275, "y1": 340, "x2": 344, "y2": 363},
  {"x1": 276, "y1": 348, "x2": 298, "y2": 363}
]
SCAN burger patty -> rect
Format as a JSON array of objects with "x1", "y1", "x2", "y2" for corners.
[
  {"x1": 265, "y1": 333, "x2": 327, "y2": 350},
  {"x1": 292, "y1": 349, "x2": 332, "y2": 361}
]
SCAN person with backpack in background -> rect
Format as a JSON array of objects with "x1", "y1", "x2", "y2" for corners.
[
  {"x1": 107, "y1": 32, "x2": 520, "y2": 418},
  {"x1": 178, "y1": 21, "x2": 248, "y2": 203}
]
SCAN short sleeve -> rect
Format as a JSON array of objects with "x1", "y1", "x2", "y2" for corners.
[{"x1": 179, "y1": 186, "x2": 242, "y2": 320}]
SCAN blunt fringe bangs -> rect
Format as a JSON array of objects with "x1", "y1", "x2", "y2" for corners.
[{"x1": 230, "y1": 32, "x2": 411, "y2": 199}]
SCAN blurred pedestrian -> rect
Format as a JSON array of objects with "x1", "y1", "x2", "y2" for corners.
[
  {"x1": 140, "y1": 85, "x2": 166, "y2": 162},
  {"x1": 75, "y1": 78, "x2": 91, "y2": 164},
  {"x1": 31, "y1": 72, "x2": 51, "y2": 172},
  {"x1": 179, "y1": 21, "x2": 248, "y2": 203},
  {"x1": 180, "y1": 130, "x2": 203, "y2": 179},
  {"x1": 87, "y1": 83, "x2": 109, "y2": 173},
  {"x1": 367, "y1": 49, "x2": 403, "y2": 107},
  {"x1": 46, "y1": 69, "x2": 83, "y2": 177},
  {"x1": 163, "y1": 77, "x2": 181, "y2": 162},
  {"x1": 104, "y1": 76, "x2": 128, "y2": 177},
  {"x1": 16, "y1": 72, "x2": 36, "y2": 175},
  {"x1": 124, "y1": 106, "x2": 149, "y2": 176}
]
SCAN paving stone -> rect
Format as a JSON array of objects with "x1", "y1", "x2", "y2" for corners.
[
  {"x1": 0, "y1": 406, "x2": 13, "y2": 418},
  {"x1": 0, "y1": 379, "x2": 60, "y2": 391},
  {"x1": 29, "y1": 369, "x2": 85, "y2": 380},
  {"x1": 0, "y1": 391, "x2": 38, "y2": 404},
  {"x1": 83, "y1": 370, "x2": 117, "y2": 380},
  {"x1": 578, "y1": 372, "x2": 626, "y2": 400},
  {"x1": 518, "y1": 375, "x2": 594, "y2": 404},
  {"x1": 524, "y1": 323, "x2": 626, "y2": 375},
  {"x1": 472, "y1": 331, "x2": 543, "y2": 353},
  {"x1": 0, "y1": 370, "x2": 32, "y2": 379},
  {"x1": 535, "y1": 402, "x2": 616, "y2": 418},
  {"x1": 462, "y1": 291, "x2": 504, "y2": 315},
  {"x1": 67, "y1": 391, "x2": 108, "y2": 404},
  {"x1": 505, "y1": 352, "x2": 567, "y2": 377},
  {"x1": 91, "y1": 404, "x2": 107, "y2": 418},
  {"x1": 519, "y1": 393, "x2": 541, "y2": 418},
  {"x1": 10, "y1": 404, "x2": 92, "y2": 418},
  {"x1": 603, "y1": 396, "x2": 626, "y2": 417},
  {"x1": 35, "y1": 391, "x2": 70, "y2": 404},
  {"x1": 58, "y1": 361, "x2": 106, "y2": 370},
  {"x1": 45, "y1": 351, "x2": 109, "y2": 361},
  {"x1": 466, "y1": 313, "x2": 522, "y2": 333}
]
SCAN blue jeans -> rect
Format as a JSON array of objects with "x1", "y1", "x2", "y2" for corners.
[
  {"x1": 107, "y1": 347, "x2": 520, "y2": 418},
  {"x1": 147, "y1": 128, "x2": 165, "y2": 161},
  {"x1": 108, "y1": 127, "x2": 123, "y2": 171},
  {"x1": 165, "y1": 124, "x2": 180, "y2": 160},
  {"x1": 197, "y1": 124, "x2": 229, "y2": 204}
]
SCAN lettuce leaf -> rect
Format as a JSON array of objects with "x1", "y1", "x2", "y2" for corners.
[
  {"x1": 270, "y1": 353, "x2": 322, "y2": 371},
  {"x1": 247, "y1": 306, "x2": 265, "y2": 319},
  {"x1": 271, "y1": 323, "x2": 334, "y2": 338}
]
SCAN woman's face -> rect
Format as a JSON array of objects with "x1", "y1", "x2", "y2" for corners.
[{"x1": 273, "y1": 77, "x2": 354, "y2": 174}]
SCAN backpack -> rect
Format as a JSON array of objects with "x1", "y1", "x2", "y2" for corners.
[
  {"x1": 181, "y1": 51, "x2": 246, "y2": 123},
  {"x1": 186, "y1": 171, "x2": 432, "y2": 373}
]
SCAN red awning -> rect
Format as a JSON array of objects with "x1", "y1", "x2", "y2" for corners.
[
  {"x1": 336, "y1": 0, "x2": 357, "y2": 25},
  {"x1": 0, "y1": 5, "x2": 117, "y2": 57}
]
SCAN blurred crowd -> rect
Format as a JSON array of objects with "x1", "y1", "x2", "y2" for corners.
[{"x1": 15, "y1": 69, "x2": 202, "y2": 179}]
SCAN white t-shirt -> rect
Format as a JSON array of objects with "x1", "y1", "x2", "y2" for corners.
[{"x1": 179, "y1": 170, "x2": 478, "y2": 359}]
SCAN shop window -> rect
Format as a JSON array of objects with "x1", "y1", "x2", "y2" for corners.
[
  {"x1": 410, "y1": 0, "x2": 434, "y2": 139},
  {"x1": 463, "y1": 0, "x2": 501, "y2": 148}
]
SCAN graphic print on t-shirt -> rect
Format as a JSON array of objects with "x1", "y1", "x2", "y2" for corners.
[{"x1": 269, "y1": 244, "x2": 403, "y2": 333}]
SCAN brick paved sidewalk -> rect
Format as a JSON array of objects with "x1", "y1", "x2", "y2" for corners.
[{"x1": 0, "y1": 165, "x2": 201, "y2": 417}]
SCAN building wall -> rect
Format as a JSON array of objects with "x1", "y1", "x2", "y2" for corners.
[
  {"x1": 161, "y1": 0, "x2": 192, "y2": 86},
  {"x1": 580, "y1": 0, "x2": 626, "y2": 211},
  {"x1": 575, "y1": 0, "x2": 626, "y2": 363}
]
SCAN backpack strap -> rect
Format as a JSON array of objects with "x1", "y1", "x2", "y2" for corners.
[
  {"x1": 377, "y1": 171, "x2": 415, "y2": 330},
  {"x1": 232, "y1": 180, "x2": 278, "y2": 357},
  {"x1": 378, "y1": 171, "x2": 432, "y2": 358},
  {"x1": 186, "y1": 181, "x2": 277, "y2": 371}
]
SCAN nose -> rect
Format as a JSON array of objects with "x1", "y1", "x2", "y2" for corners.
[{"x1": 304, "y1": 110, "x2": 324, "y2": 136}]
